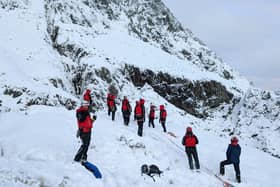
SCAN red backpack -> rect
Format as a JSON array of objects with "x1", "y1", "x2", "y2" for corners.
[
  {"x1": 161, "y1": 110, "x2": 167, "y2": 119},
  {"x1": 135, "y1": 105, "x2": 143, "y2": 117},
  {"x1": 185, "y1": 135, "x2": 197, "y2": 147},
  {"x1": 122, "y1": 99, "x2": 129, "y2": 111}
]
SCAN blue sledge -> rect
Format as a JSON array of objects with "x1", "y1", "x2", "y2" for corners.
[{"x1": 82, "y1": 161, "x2": 102, "y2": 179}]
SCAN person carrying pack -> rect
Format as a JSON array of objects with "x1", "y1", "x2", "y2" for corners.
[
  {"x1": 159, "y1": 105, "x2": 167, "y2": 132},
  {"x1": 121, "y1": 96, "x2": 131, "y2": 126},
  {"x1": 148, "y1": 104, "x2": 155, "y2": 128},
  {"x1": 135, "y1": 99, "x2": 145, "y2": 137},
  {"x1": 107, "y1": 93, "x2": 117, "y2": 121},
  {"x1": 74, "y1": 101, "x2": 96, "y2": 162},
  {"x1": 182, "y1": 127, "x2": 200, "y2": 170}
]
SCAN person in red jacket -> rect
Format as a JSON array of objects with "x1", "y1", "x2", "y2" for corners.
[
  {"x1": 159, "y1": 105, "x2": 167, "y2": 132},
  {"x1": 135, "y1": 99, "x2": 145, "y2": 137},
  {"x1": 121, "y1": 96, "x2": 131, "y2": 126},
  {"x1": 74, "y1": 101, "x2": 95, "y2": 162},
  {"x1": 107, "y1": 93, "x2": 117, "y2": 121},
  {"x1": 182, "y1": 127, "x2": 200, "y2": 170},
  {"x1": 148, "y1": 104, "x2": 155, "y2": 128},
  {"x1": 83, "y1": 89, "x2": 93, "y2": 112}
]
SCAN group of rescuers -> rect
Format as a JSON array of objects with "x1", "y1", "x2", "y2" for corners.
[{"x1": 74, "y1": 89, "x2": 241, "y2": 183}]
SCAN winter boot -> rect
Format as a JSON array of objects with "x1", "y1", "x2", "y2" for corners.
[
  {"x1": 220, "y1": 165, "x2": 225, "y2": 175},
  {"x1": 236, "y1": 175, "x2": 241, "y2": 183}
]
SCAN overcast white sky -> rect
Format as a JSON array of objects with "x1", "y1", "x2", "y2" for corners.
[{"x1": 162, "y1": 0, "x2": 280, "y2": 91}]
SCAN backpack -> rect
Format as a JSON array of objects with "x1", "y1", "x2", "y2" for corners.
[
  {"x1": 161, "y1": 110, "x2": 167, "y2": 119},
  {"x1": 141, "y1": 164, "x2": 163, "y2": 182},
  {"x1": 135, "y1": 105, "x2": 143, "y2": 117},
  {"x1": 122, "y1": 99, "x2": 129, "y2": 111},
  {"x1": 185, "y1": 135, "x2": 197, "y2": 147},
  {"x1": 76, "y1": 110, "x2": 88, "y2": 122}
]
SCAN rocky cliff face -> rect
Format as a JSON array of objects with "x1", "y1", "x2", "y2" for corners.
[
  {"x1": 41, "y1": 0, "x2": 242, "y2": 113},
  {"x1": 124, "y1": 65, "x2": 233, "y2": 118}
]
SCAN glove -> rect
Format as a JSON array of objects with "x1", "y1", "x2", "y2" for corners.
[
  {"x1": 92, "y1": 115, "x2": 97, "y2": 121},
  {"x1": 76, "y1": 129, "x2": 81, "y2": 138}
]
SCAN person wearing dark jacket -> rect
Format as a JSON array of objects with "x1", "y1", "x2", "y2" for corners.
[
  {"x1": 159, "y1": 105, "x2": 167, "y2": 132},
  {"x1": 121, "y1": 96, "x2": 131, "y2": 126},
  {"x1": 148, "y1": 105, "x2": 155, "y2": 128},
  {"x1": 220, "y1": 136, "x2": 241, "y2": 183},
  {"x1": 74, "y1": 101, "x2": 95, "y2": 162},
  {"x1": 135, "y1": 99, "x2": 145, "y2": 137},
  {"x1": 182, "y1": 127, "x2": 200, "y2": 170}
]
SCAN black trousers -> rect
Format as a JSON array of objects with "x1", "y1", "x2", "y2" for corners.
[
  {"x1": 220, "y1": 160, "x2": 241, "y2": 181},
  {"x1": 108, "y1": 107, "x2": 116, "y2": 121},
  {"x1": 161, "y1": 121, "x2": 166, "y2": 132},
  {"x1": 185, "y1": 147, "x2": 200, "y2": 169},
  {"x1": 136, "y1": 116, "x2": 144, "y2": 137},
  {"x1": 148, "y1": 118, "x2": 155, "y2": 128},
  {"x1": 74, "y1": 131, "x2": 91, "y2": 162},
  {"x1": 122, "y1": 111, "x2": 130, "y2": 126}
]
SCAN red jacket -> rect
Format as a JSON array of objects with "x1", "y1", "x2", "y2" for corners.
[
  {"x1": 182, "y1": 133, "x2": 198, "y2": 147},
  {"x1": 107, "y1": 94, "x2": 116, "y2": 108},
  {"x1": 76, "y1": 106, "x2": 93, "y2": 133},
  {"x1": 122, "y1": 99, "x2": 131, "y2": 112},
  {"x1": 160, "y1": 109, "x2": 167, "y2": 121},
  {"x1": 149, "y1": 107, "x2": 155, "y2": 119}
]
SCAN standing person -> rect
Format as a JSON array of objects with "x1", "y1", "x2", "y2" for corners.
[
  {"x1": 72, "y1": 71, "x2": 82, "y2": 95},
  {"x1": 148, "y1": 104, "x2": 155, "y2": 128},
  {"x1": 182, "y1": 127, "x2": 200, "y2": 170},
  {"x1": 159, "y1": 105, "x2": 167, "y2": 132},
  {"x1": 74, "y1": 101, "x2": 95, "y2": 162},
  {"x1": 135, "y1": 99, "x2": 145, "y2": 137},
  {"x1": 121, "y1": 96, "x2": 131, "y2": 126},
  {"x1": 220, "y1": 137, "x2": 241, "y2": 183},
  {"x1": 107, "y1": 93, "x2": 117, "y2": 121}
]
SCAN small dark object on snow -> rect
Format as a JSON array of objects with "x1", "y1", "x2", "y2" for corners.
[{"x1": 141, "y1": 164, "x2": 163, "y2": 182}]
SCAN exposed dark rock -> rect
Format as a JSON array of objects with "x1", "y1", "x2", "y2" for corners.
[
  {"x1": 49, "y1": 78, "x2": 65, "y2": 89},
  {"x1": 3, "y1": 87, "x2": 24, "y2": 98},
  {"x1": 261, "y1": 91, "x2": 271, "y2": 100},
  {"x1": 3, "y1": 86, "x2": 77, "y2": 110},
  {"x1": 124, "y1": 65, "x2": 233, "y2": 118},
  {"x1": 108, "y1": 84, "x2": 118, "y2": 96},
  {"x1": 0, "y1": 0, "x2": 19, "y2": 10},
  {"x1": 95, "y1": 67, "x2": 112, "y2": 83},
  {"x1": 223, "y1": 70, "x2": 233, "y2": 80},
  {"x1": 46, "y1": 22, "x2": 89, "y2": 63}
]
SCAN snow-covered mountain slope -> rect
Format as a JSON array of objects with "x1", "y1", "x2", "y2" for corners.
[
  {"x1": 0, "y1": 106, "x2": 280, "y2": 187},
  {"x1": 0, "y1": 0, "x2": 280, "y2": 186}
]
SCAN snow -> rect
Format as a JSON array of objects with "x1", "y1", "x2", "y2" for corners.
[
  {"x1": 0, "y1": 106, "x2": 280, "y2": 187},
  {"x1": 0, "y1": 0, "x2": 280, "y2": 186}
]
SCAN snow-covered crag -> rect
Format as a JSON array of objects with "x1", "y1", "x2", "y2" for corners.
[{"x1": 0, "y1": 0, "x2": 279, "y2": 158}]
